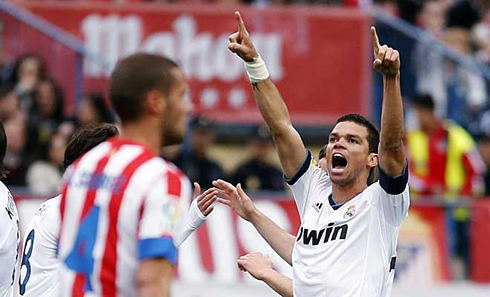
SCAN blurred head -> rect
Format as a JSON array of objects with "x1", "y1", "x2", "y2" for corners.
[
  {"x1": 248, "y1": 124, "x2": 273, "y2": 163},
  {"x1": 77, "y1": 93, "x2": 114, "y2": 126},
  {"x1": 0, "y1": 85, "x2": 19, "y2": 121},
  {"x1": 190, "y1": 115, "x2": 216, "y2": 155},
  {"x1": 48, "y1": 133, "x2": 68, "y2": 168},
  {"x1": 64, "y1": 124, "x2": 119, "y2": 170},
  {"x1": 11, "y1": 54, "x2": 46, "y2": 86},
  {"x1": 419, "y1": 0, "x2": 447, "y2": 34},
  {"x1": 326, "y1": 114, "x2": 379, "y2": 186},
  {"x1": 411, "y1": 94, "x2": 437, "y2": 133},
  {"x1": 4, "y1": 115, "x2": 26, "y2": 155},
  {"x1": 0, "y1": 120, "x2": 7, "y2": 178},
  {"x1": 110, "y1": 53, "x2": 190, "y2": 146},
  {"x1": 35, "y1": 78, "x2": 64, "y2": 119},
  {"x1": 444, "y1": 28, "x2": 472, "y2": 55}
]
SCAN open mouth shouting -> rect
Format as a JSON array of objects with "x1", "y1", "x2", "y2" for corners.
[{"x1": 331, "y1": 152, "x2": 348, "y2": 175}]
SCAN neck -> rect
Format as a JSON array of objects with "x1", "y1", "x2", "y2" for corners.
[
  {"x1": 120, "y1": 120, "x2": 162, "y2": 155},
  {"x1": 331, "y1": 176, "x2": 368, "y2": 204}
]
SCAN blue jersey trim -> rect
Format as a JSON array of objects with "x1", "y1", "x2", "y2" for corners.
[
  {"x1": 378, "y1": 161, "x2": 409, "y2": 195},
  {"x1": 284, "y1": 150, "x2": 312, "y2": 185},
  {"x1": 138, "y1": 237, "x2": 178, "y2": 265}
]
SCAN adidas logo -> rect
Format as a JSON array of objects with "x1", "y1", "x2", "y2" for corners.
[{"x1": 312, "y1": 203, "x2": 323, "y2": 213}]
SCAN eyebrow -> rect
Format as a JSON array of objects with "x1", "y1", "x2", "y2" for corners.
[{"x1": 329, "y1": 133, "x2": 363, "y2": 141}]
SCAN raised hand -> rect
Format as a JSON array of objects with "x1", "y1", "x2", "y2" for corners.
[
  {"x1": 212, "y1": 179, "x2": 256, "y2": 221},
  {"x1": 228, "y1": 11, "x2": 259, "y2": 62},
  {"x1": 371, "y1": 26, "x2": 400, "y2": 76},
  {"x1": 237, "y1": 252, "x2": 274, "y2": 281},
  {"x1": 192, "y1": 182, "x2": 217, "y2": 216}
]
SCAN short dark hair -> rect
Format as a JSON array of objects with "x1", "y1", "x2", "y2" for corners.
[
  {"x1": 411, "y1": 94, "x2": 435, "y2": 111},
  {"x1": 336, "y1": 113, "x2": 379, "y2": 154},
  {"x1": 0, "y1": 120, "x2": 7, "y2": 178},
  {"x1": 63, "y1": 124, "x2": 119, "y2": 170},
  {"x1": 335, "y1": 114, "x2": 379, "y2": 185},
  {"x1": 318, "y1": 145, "x2": 327, "y2": 160},
  {"x1": 109, "y1": 53, "x2": 179, "y2": 124}
]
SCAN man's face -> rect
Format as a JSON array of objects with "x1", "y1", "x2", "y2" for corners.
[
  {"x1": 162, "y1": 68, "x2": 190, "y2": 146},
  {"x1": 325, "y1": 121, "x2": 375, "y2": 186}
]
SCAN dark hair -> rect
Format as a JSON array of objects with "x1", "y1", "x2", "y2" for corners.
[
  {"x1": 0, "y1": 121, "x2": 7, "y2": 178},
  {"x1": 0, "y1": 84, "x2": 15, "y2": 100},
  {"x1": 33, "y1": 77, "x2": 65, "y2": 120},
  {"x1": 109, "y1": 53, "x2": 179, "y2": 124},
  {"x1": 335, "y1": 114, "x2": 380, "y2": 185},
  {"x1": 63, "y1": 124, "x2": 118, "y2": 170},
  {"x1": 83, "y1": 93, "x2": 115, "y2": 124},
  {"x1": 411, "y1": 94, "x2": 435, "y2": 111},
  {"x1": 10, "y1": 54, "x2": 46, "y2": 84},
  {"x1": 318, "y1": 145, "x2": 327, "y2": 160},
  {"x1": 336, "y1": 113, "x2": 379, "y2": 154}
]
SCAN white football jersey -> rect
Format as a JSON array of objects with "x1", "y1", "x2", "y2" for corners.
[
  {"x1": 0, "y1": 181, "x2": 20, "y2": 297},
  {"x1": 18, "y1": 195, "x2": 61, "y2": 296},
  {"x1": 289, "y1": 152, "x2": 410, "y2": 297},
  {"x1": 58, "y1": 138, "x2": 191, "y2": 296}
]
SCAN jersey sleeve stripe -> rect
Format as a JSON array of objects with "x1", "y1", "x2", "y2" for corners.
[
  {"x1": 138, "y1": 237, "x2": 177, "y2": 264},
  {"x1": 166, "y1": 170, "x2": 182, "y2": 198},
  {"x1": 378, "y1": 161, "x2": 409, "y2": 195},
  {"x1": 100, "y1": 150, "x2": 154, "y2": 297},
  {"x1": 284, "y1": 150, "x2": 312, "y2": 185}
]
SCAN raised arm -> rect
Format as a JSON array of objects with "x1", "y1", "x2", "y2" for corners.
[
  {"x1": 371, "y1": 27, "x2": 406, "y2": 176},
  {"x1": 228, "y1": 12, "x2": 306, "y2": 178},
  {"x1": 213, "y1": 180, "x2": 295, "y2": 265}
]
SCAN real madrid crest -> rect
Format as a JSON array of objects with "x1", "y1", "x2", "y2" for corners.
[{"x1": 343, "y1": 204, "x2": 356, "y2": 219}]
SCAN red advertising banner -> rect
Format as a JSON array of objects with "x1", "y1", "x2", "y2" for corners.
[
  {"x1": 15, "y1": 195, "x2": 451, "y2": 288},
  {"x1": 16, "y1": 1, "x2": 372, "y2": 125},
  {"x1": 471, "y1": 199, "x2": 490, "y2": 283}
]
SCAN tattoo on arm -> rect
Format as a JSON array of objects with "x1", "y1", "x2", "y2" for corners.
[{"x1": 252, "y1": 82, "x2": 260, "y2": 91}]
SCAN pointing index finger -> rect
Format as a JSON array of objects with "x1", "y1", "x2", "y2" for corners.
[
  {"x1": 370, "y1": 26, "x2": 380, "y2": 51},
  {"x1": 235, "y1": 11, "x2": 247, "y2": 35}
]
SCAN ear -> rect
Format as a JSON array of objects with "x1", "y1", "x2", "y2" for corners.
[
  {"x1": 146, "y1": 90, "x2": 166, "y2": 116},
  {"x1": 367, "y1": 153, "x2": 378, "y2": 168}
]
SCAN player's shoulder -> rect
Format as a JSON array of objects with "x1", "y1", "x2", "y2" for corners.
[{"x1": 35, "y1": 195, "x2": 61, "y2": 217}]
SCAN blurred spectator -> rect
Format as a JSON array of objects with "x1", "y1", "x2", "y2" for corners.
[
  {"x1": 479, "y1": 134, "x2": 490, "y2": 196},
  {"x1": 407, "y1": 94, "x2": 486, "y2": 197},
  {"x1": 27, "y1": 77, "x2": 66, "y2": 153},
  {"x1": 2, "y1": 115, "x2": 35, "y2": 187},
  {"x1": 26, "y1": 130, "x2": 69, "y2": 195},
  {"x1": 172, "y1": 115, "x2": 223, "y2": 189},
  {"x1": 407, "y1": 94, "x2": 486, "y2": 278},
  {"x1": 76, "y1": 93, "x2": 115, "y2": 126},
  {"x1": 0, "y1": 85, "x2": 20, "y2": 122},
  {"x1": 231, "y1": 125, "x2": 285, "y2": 191},
  {"x1": 9, "y1": 54, "x2": 46, "y2": 111},
  {"x1": 473, "y1": 9, "x2": 490, "y2": 64}
]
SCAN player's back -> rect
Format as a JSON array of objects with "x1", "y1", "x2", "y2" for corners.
[
  {"x1": 58, "y1": 138, "x2": 189, "y2": 296},
  {"x1": 19, "y1": 195, "x2": 61, "y2": 296},
  {"x1": 0, "y1": 181, "x2": 19, "y2": 297}
]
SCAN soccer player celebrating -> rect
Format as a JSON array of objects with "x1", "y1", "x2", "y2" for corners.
[
  {"x1": 215, "y1": 12, "x2": 409, "y2": 297},
  {"x1": 57, "y1": 54, "x2": 216, "y2": 297},
  {"x1": 0, "y1": 120, "x2": 20, "y2": 297}
]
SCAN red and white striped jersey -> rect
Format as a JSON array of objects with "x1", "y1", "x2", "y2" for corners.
[{"x1": 58, "y1": 138, "x2": 191, "y2": 297}]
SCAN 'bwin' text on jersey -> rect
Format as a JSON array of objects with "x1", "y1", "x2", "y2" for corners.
[{"x1": 296, "y1": 222, "x2": 348, "y2": 246}]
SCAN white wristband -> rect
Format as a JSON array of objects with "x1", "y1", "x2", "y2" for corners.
[{"x1": 245, "y1": 55, "x2": 270, "y2": 82}]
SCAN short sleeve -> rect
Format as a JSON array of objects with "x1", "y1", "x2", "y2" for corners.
[
  {"x1": 284, "y1": 150, "x2": 325, "y2": 219},
  {"x1": 374, "y1": 163, "x2": 410, "y2": 227},
  {"x1": 138, "y1": 172, "x2": 184, "y2": 265}
]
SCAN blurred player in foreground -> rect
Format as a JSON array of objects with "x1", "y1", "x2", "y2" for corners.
[
  {"x1": 0, "y1": 120, "x2": 20, "y2": 297},
  {"x1": 214, "y1": 12, "x2": 410, "y2": 297},
  {"x1": 19, "y1": 124, "x2": 216, "y2": 296},
  {"x1": 57, "y1": 54, "x2": 217, "y2": 297}
]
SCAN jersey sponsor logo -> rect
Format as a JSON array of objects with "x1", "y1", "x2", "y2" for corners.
[
  {"x1": 296, "y1": 223, "x2": 348, "y2": 246},
  {"x1": 312, "y1": 203, "x2": 323, "y2": 213},
  {"x1": 68, "y1": 171, "x2": 127, "y2": 194},
  {"x1": 343, "y1": 204, "x2": 356, "y2": 219}
]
